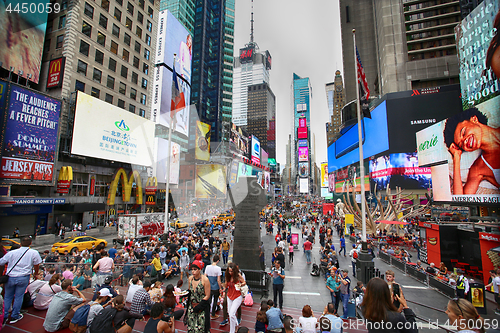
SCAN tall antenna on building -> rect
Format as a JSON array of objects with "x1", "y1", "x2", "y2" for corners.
[{"x1": 250, "y1": 0, "x2": 254, "y2": 45}]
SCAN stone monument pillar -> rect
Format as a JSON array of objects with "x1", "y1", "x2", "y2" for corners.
[{"x1": 229, "y1": 176, "x2": 267, "y2": 271}]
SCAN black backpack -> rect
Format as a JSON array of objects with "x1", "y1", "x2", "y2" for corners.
[{"x1": 89, "y1": 307, "x2": 118, "y2": 333}]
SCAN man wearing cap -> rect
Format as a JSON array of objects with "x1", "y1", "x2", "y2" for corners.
[
  {"x1": 131, "y1": 280, "x2": 154, "y2": 315},
  {"x1": 338, "y1": 270, "x2": 351, "y2": 319},
  {"x1": 349, "y1": 244, "x2": 358, "y2": 278},
  {"x1": 87, "y1": 288, "x2": 113, "y2": 329},
  {"x1": 92, "y1": 275, "x2": 119, "y2": 301},
  {"x1": 43, "y1": 279, "x2": 87, "y2": 332},
  {"x1": 456, "y1": 269, "x2": 469, "y2": 299},
  {"x1": 426, "y1": 263, "x2": 437, "y2": 275}
]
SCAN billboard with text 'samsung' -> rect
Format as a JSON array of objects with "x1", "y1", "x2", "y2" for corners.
[
  {"x1": 71, "y1": 92, "x2": 155, "y2": 166},
  {"x1": 1, "y1": 84, "x2": 61, "y2": 184}
]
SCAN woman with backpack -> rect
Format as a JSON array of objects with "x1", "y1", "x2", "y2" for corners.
[{"x1": 34, "y1": 274, "x2": 62, "y2": 310}]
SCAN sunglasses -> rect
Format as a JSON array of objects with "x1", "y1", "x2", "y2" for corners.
[{"x1": 452, "y1": 298, "x2": 464, "y2": 317}]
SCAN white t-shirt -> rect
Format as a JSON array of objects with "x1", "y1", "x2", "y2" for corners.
[
  {"x1": 126, "y1": 283, "x2": 144, "y2": 303},
  {"x1": 493, "y1": 276, "x2": 500, "y2": 294},
  {"x1": 299, "y1": 316, "x2": 318, "y2": 333}
]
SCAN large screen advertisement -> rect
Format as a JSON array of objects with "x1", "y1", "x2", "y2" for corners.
[
  {"x1": 328, "y1": 101, "x2": 389, "y2": 173},
  {"x1": 455, "y1": 0, "x2": 500, "y2": 109},
  {"x1": 72, "y1": 92, "x2": 155, "y2": 166},
  {"x1": 299, "y1": 178, "x2": 309, "y2": 194},
  {"x1": 297, "y1": 127, "x2": 308, "y2": 139},
  {"x1": 156, "y1": 139, "x2": 180, "y2": 184},
  {"x1": 328, "y1": 173, "x2": 335, "y2": 193},
  {"x1": 298, "y1": 147, "x2": 309, "y2": 162},
  {"x1": 334, "y1": 161, "x2": 370, "y2": 193},
  {"x1": 0, "y1": 0, "x2": 50, "y2": 84},
  {"x1": 386, "y1": 86, "x2": 462, "y2": 154},
  {"x1": 152, "y1": 11, "x2": 191, "y2": 136},
  {"x1": 369, "y1": 153, "x2": 431, "y2": 191},
  {"x1": 299, "y1": 162, "x2": 309, "y2": 177},
  {"x1": 298, "y1": 139, "x2": 308, "y2": 147},
  {"x1": 195, "y1": 164, "x2": 226, "y2": 199},
  {"x1": 251, "y1": 135, "x2": 261, "y2": 164},
  {"x1": 417, "y1": 97, "x2": 500, "y2": 204},
  {"x1": 228, "y1": 159, "x2": 239, "y2": 188},
  {"x1": 1, "y1": 85, "x2": 61, "y2": 184},
  {"x1": 321, "y1": 163, "x2": 328, "y2": 187},
  {"x1": 230, "y1": 124, "x2": 249, "y2": 156},
  {"x1": 321, "y1": 187, "x2": 333, "y2": 199},
  {"x1": 195, "y1": 121, "x2": 210, "y2": 161},
  {"x1": 238, "y1": 162, "x2": 252, "y2": 178}
]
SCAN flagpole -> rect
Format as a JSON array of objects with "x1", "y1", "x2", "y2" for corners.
[
  {"x1": 353, "y1": 29, "x2": 367, "y2": 244},
  {"x1": 164, "y1": 54, "x2": 177, "y2": 234}
]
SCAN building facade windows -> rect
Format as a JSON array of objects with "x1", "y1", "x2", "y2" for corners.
[
  {"x1": 95, "y1": 49, "x2": 104, "y2": 64},
  {"x1": 107, "y1": 75, "x2": 115, "y2": 89},
  {"x1": 77, "y1": 60, "x2": 88, "y2": 75},
  {"x1": 82, "y1": 21, "x2": 92, "y2": 37},
  {"x1": 112, "y1": 24, "x2": 120, "y2": 37},
  {"x1": 75, "y1": 80, "x2": 85, "y2": 92},
  {"x1": 84, "y1": 2, "x2": 94, "y2": 19},
  {"x1": 56, "y1": 35, "x2": 64, "y2": 48},
  {"x1": 114, "y1": 7, "x2": 122, "y2": 21},
  {"x1": 105, "y1": 93, "x2": 113, "y2": 103},
  {"x1": 110, "y1": 40, "x2": 118, "y2": 54},
  {"x1": 79, "y1": 40, "x2": 90, "y2": 56},
  {"x1": 91, "y1": 87, "x2": 100, "y2": 98},
  {"x1": 121, "y1": 65, "x2": 128, "y2": 78},
  {"x1": 119, "y1": 82, "x2": 126, "y2": 94},
  {"x1": 109, "y1": 58, "x2": 117, "y2": 72},
  {"x1": 97, "y1": 31, "x2": 106, "y2": 46},
  {"x1": 118, "y1": 99, "x2": 125, "y2": 108},
  {"x1": 99, "y1": 14, "x2": 108, "y2": 28}
]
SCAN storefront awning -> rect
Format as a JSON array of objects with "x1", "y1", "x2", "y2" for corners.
[{"x1": 378, "y1": 220, "x2": 409, "y2": 225}]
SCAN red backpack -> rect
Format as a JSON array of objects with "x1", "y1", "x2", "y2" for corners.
[{"x1": 353, "y1": 251, "x2": 358, "y2": 259}]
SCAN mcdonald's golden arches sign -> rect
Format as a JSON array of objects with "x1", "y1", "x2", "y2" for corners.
[
  {"x1": 107, "y1": 168, "x2": 143, "y2": 206},
  {"x1": 57, "y1": 166, "x2": 73, "y2": 194},
  {"x1": 47, "y1": 57, "x2": 65, "y2": 89}
]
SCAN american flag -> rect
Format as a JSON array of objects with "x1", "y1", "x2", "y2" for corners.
[
  {"x1": 170, "y1": 62, "x2": 186, "y2": 118},
  {"x1": 356, "y1": 47, "x2": 371, "y2": 119}
]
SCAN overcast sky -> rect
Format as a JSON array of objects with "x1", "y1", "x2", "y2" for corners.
[{"x1": 233, "y1": 0, "x2": 344, "y2": 169}]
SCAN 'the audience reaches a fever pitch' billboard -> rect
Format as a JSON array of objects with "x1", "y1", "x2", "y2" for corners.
[{"x1": 1, "y1": 85, "x2": 61, "y2": 185}]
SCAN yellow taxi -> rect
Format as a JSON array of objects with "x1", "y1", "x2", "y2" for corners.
[
  {"x1": 1, "y1": 238, "x2": 20, "y2": 251},
  {"x1": 218, "y1": 213, "x2": 234, "y2": 222},
  {"x1": 51, "y1": 236, "x2": 107, "y2": 254},
  {"x1": 170, "y1": 220, "x2": 189, "y2": 229}
]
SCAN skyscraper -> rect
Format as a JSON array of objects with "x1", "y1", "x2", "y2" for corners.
[
  {"x1": 247, "y1": 82, "x2": 276, "y2": 161},
  {"x1": 325, "y1": 70, "x2": 346, "y2": 145},
  {"x1": 292, "y1": 73, "x2": 312, "y2": 190},
  {"x1": 159, "y1": 0, "x2": 195, "y2": 33},
  {"x1": 339, "y1": 0, "x2": 461, "y2": 102},
  {"x1": 222, "y1": 0, "x2": 235, "y2": 137},
  {"x1": 232, "y1": 2, "x2": 271, "y2": 130}
]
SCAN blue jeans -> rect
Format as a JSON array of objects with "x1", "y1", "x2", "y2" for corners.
[
  {"x1": 341, "y1": 293, "x2": 349, "y2": 318},
  {"x1": 222, "y1": 250, "x2": 229, "y2": 264},
  {"x1": 4, "y1": 275, "x2": 30, "y2": 320},
  {"x1": 352, "y1": 261, "x2": 356, "y2": 277},
  {"x1": 330, "y1": 291, "x2": 337, "y2": 305},
  {"x1": 305, "y1": 250, "x2": 311, "y2": 263},
  {"x1": 339, "y1": 246, "x2": 346, "y2": 256}
]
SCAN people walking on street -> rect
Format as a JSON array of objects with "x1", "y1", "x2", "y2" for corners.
[
  {"x1": 303, "y1": 238, "x2": 313, "y2": 265},
  {"x1": 220, "y1": 238, "x2": 230, "y2": 266},
  {"x1": 339, "y1": 236, "x2": 346, "y2": 257},
  {"x1": 325, "y1": 268, "x2": 340, "y2": 312},
  {"x1": 205, "y1": 255, "x2": 222, "y2": 320},
  {"x1": 349, "y1": 244, "x2": 358, "y2": 278},
  {"x1": 223, "y1": 263, "x2": 246, "y2": 333},
  {"x1": 339, "y1": 270, "x2": 351, "y2": 319}
]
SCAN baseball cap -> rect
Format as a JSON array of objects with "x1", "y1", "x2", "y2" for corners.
[
  {"x1": 104, "y1": 276, "x2": 113, "y2": 284},
  {"x1": 99, "y1": 288, "x2": 111, "y2": 297}
]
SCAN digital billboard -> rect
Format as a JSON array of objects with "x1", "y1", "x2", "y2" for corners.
[
  {"x1": 46, "y1": 57, "x2": 65, "y2": 89},
  {"x1": 264, "y1": 171, "x2": 271, "y2": 191},
  {"x1": 195, "y1": 121, "x2": 210, "y2": 161},
  {"x1": 156, "y1": 139, "x2": 180, "y2": 184},
  {"x1": 298, "y1": 139, "x2": 308, "y2": 147},
  {"x1": 228, "y1": 159, "x2": 239, "y2": 188},
  {"x1": 0, "y1": 0, "x2": 50, "y2": 84},
  {"x1": 152, "y1": 11, "x2": 191, "y2": 136},
  {"x1": 230, "y1": 124, "x2": 249, "y2": 156},
  {"x1": 417, "y1": 97, "x2": 500, "y2": 205},
  {"x1": 71, "y1": 92, "x2": 155, "y2": 166},
  {"x1": 455, "y1": 0, "x2": 500, "y2": 109},
  {"x1": 298, "y1": 147, "x2": 308, "y2": 162},
  {"x1": 297, "y1": 127, "x2": 308, "y2": 139},
  {"x1": 299, "y1": 162, "x2": 309, "y2": 177},
  {"x1": 334, "y1": 161, "x2": 370, "y2": 193},
  {"x1": 265, "y1": 50, "x2": 272, "y2": 70},
  {"x1": 195, "y1": 164, "x2": 226, "y2": 199},
  {"x1": 328, "y1": 173, "x2": 335, "y2": 193},
  {"x1": 369, "y1": 153, "x2": 431, "y2": 191},
  {"x1": 1, "y1": 85, "x2": 61, "y2": 184},
  {"x1": 251, "y1": 135, "x2": 261, "y2": 164},
  {"x1": 299, "y1": 178, "x2": 309, "y2": 194},
  {"x1": 299, "y1": 117, "x2": 307, "y2": 128},
  {"x1": 239, "y1": 46, "x2": 254, "y2": 63},
  {"x1": 321, "y1": 163, "x2": 328, "y2": 187},
  {"x1": 328, "y1": 100, "x2": 389, "y2": 172},
  {"x1": 238, "y1": 162, "x2": 252, "y2": 178},
  {"x1": 321, "y1": 187, "x2": 333, "y2": 199}
]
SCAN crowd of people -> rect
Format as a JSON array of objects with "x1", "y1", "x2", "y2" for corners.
[{"x1": 0, "y1": 200, "x2": 495, "y2": 333}]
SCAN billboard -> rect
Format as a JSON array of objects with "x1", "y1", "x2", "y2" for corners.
[
  {"x1": 455, "y1": 0, "x2": 500, "y2": 109},
  {"x1": 298, "y1": 139, "x2": 308, "y2": 147},
  {"x1": 328, "y1": 173, "x2": 335, "y2": 193},
  {"x1": 264, "y1": 171, "x2": 271, "y2": 191},
  {"x1": 298, "y1": 146, "x2": 309, "y2": 162},
  {"x1": 251, "y1": 135, "x2": 261, "y2": 164},
  {"x1": 265, "y1": 50, "x2": 272, "y2": 70},
  {"x1": 1, "y1": 85, "x2": 61, "y2": 184},
  {"x1": 369, "y1": 152, "x2": 431, "y2": 191},
  {"x1": 297, "y1": 127, "x2": 308, "y2": 139},
  {"x1": 334, "y1": 161, "x2": 370, "y2": 193},
  {"x1": 195, "y1": 121, "x2": 210, "y2": 161},
  {"x1": 0, "y1": 0, "x2": 50, "y2": 84},
  {"x1": 230, "y1": 124, "x2": 249, "y2": 156},
  {"x1": 321, "y1": 163, "x2": 328, "y2": 187},
  {"x1": 299, "y1": 178, "x2": 309, "y2": 194},
  {"x1": 156, "y1": 139, "x2": 180, "y2": 184},
  {"x1": 321, "y1": 187, "x2": 333, "y2": 199},
  {"x1": 152, "y1": 11, "x2": 191, "y2": 136},
  {"x1": 328, "y1": 101, "x2": 389, "y2": 172},
  {"x1": 261, "y1": 150, "x2": 269, "y2": 167},
  {"x1": 46, "y1": 57, "x2": 65, "y2": 89},
  {"x1": 298, "y1": 162, "x2": 309, "y2": 177},
  {"x1": 238, "y1": 162, "x2": 252, "y2": 178},
  {"x1": 417, "y1": 98, "x2": 500, "y2": 204},
  {"x1": 72, "y1": 92, "x2": 155, "y2": 166},
  {"x1": 195, "y1": 164, "x2": 226, "y2": 199},
  {"x1": 299, "y1": 117, "x2": 307, "y2": 128},
  {"x1": 239, "y1": 46, "x2": 254, "y2": 63},
  {"x1": 228, "y1": 159, "x2": 239, "y2": 188}
]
